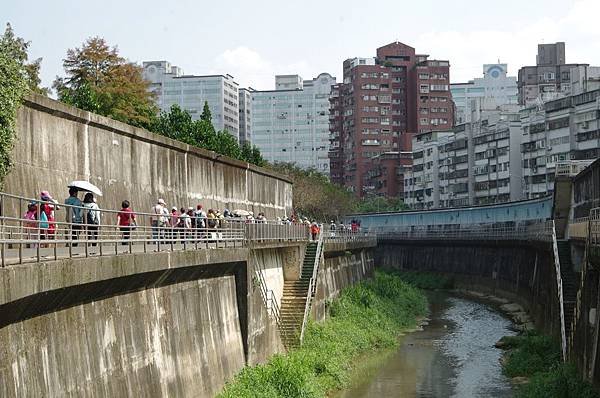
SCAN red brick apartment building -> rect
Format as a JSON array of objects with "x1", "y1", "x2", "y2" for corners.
[{"x1": 329, "y1": 42, "x2": 454, "y2": 198}]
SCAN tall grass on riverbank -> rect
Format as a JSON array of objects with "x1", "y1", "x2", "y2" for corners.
[
  {"x1": 393, "y1": 270, "x2": 454, "y2": 290},
  {"x1": 218, "y1": 271, "x2": 427, "y2": 398},
  {"x1": 501, "y1": 332, "x2": 598, "y2": 398}
]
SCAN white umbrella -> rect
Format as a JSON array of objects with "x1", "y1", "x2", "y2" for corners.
[
  {"x1": 68, "y1": 181, "x2": 103, "y2": 196},
  {"x1": 233, "y1": 209, "x2": 251, "y2": 217}
]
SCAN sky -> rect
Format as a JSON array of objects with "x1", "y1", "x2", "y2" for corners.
[{"x1": 3, "y1": 0, "x2": 600, "y2": 92}]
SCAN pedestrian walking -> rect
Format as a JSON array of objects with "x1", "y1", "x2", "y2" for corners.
[
  {"x1": 65, "y1": 188, "x2": 84, "y2": 246},
  {"x1": 40, "y1": 191, "x2": 58, "y2": 246},
  {"x1": 310, "y1": 221, "x2": 320, "y2": 241},
  {"x1": 152, "y1": 199, "x2": 167, "y2": 242},
  {"x1": 117, "y1": 200, "x2": 136, "y2": 243},
  {"x1": 83, "y1": 192, "x2": 100, "y2": 245}
]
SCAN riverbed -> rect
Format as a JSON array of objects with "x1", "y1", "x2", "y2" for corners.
[{"x1": 334, "y1": 293, "x2": 516, "y2": 398}]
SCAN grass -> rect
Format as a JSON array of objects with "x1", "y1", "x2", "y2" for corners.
[
  {"x1": 392, "y1": 270, "x2": 454, "y2": 290},
  {"x1": 501, "y1": 332, "x2": 599, "y2": 398},
  {"x1": 218, "y1": 271, "x2": 428, "y2": 398}
]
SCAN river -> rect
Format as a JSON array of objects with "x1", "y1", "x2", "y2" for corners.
[{"x1": 334, "y1": 292, "x2": 516, "y2": 398}]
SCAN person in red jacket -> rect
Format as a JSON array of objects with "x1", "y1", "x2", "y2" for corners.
[{"x1": 310, "y1": 221, "x2": 320, "y2": 241}]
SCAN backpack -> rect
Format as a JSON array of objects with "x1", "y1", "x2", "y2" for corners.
[
  {"x1": 39, "y1": 210, "x2": 49, "y2": 229},
  {"x1": 87, "y1": 209, "x2": 98, "y2": 225}
]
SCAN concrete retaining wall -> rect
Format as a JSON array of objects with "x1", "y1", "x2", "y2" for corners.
[
  {"x1": 6, "y1": 94, "x2": 292, "y2": 218},
  {"x1": 376, "y1": 242, "x2": 561, "y2": 340},
  {"x1": 0, "y1": 275, "x2": 245, "y2": 398},
  {"x1": 312, "y1": 249, "x2": 375, "y2": 321}
]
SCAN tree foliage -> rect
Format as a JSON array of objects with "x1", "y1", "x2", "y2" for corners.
[
  {"x1": 267, "y1": 163, "x2": 357, "y2": 221},
  {"x1": 151, "y1": 104, "x2": 265, "y2": 166},
  {"x1": 0, "y1": 24, "x2": 46, "y2": 184},
  {"x1": 355, "y1": 196, "x2": 409, "y2": 213},
  {"x1": 53, "y1": 37, "x2": 157, "y2": 129}
]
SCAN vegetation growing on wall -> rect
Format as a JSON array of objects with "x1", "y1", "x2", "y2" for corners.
[
  {"x1": 0, "y1": 24, "x2": 47, "y2": 185},
  {"x1": 218, "y1": 271, "x2": 427, "y2": 398},
  {"x1": 500, "y1": 332, "x2": 598, "y2": 398}
]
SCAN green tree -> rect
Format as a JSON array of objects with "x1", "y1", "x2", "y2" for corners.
[
  {"x1": 53, "y1": 37, "x2": 158, "y2": 129},
  {"x1": 267, "y1": 162, "x2": 357, "y2": 220},
  {"x1": 355, "y1": 196, "x2": 409, "y2": 213},
  {"x1": 151, "y1": 104, "x2": 266, "y2": 167},
  {"x1": 0, "y1": 23, "x2": 46, "y2": 184},
  {"x1": 200, "y1": 101, "x2": 212, "y2": 123}
]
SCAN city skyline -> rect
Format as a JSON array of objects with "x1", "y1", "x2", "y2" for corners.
[{"x1": 3, "y1": 0, "x2": 600, "y2": 93}]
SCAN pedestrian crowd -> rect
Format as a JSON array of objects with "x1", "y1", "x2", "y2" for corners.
[{"x1": 20, "y1": 189, "x2": 360, "y2": 245}]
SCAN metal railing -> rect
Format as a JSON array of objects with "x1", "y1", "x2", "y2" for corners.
[
  {"x1": 322, "y1": 227, "x2": 378, "y2": 245},
  {"x1": 550, "y1": 220, "x2": 567, "y2": 361},
  {"x1": 370, "y1": 221, "x2": 554, "y2": 242},
  {"x1": 0, "y1": 191, "x2": 311, "y2": 266},
  {"x1": 589, "y1": 208, "x2": 600, "y2": 246},
  {"x1": 252, "y1": 253, "x2": 281, "y2": 327},
  {"x1": 300, "y1": 230, "x2": 324, "y2": 343}
]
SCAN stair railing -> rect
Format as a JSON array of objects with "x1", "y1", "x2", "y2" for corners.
[
  {"x1": 299, "y1": 228, "x2": 324, "y2": 343},
  {"x1": 253, "y1": 261, "x2": 281, "y2": 328},
  {"x1": 551, "y1": 220, "x2": 567, "y2": 361}
]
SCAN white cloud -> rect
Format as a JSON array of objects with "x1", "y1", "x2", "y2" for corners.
[
  {"x1": 212, "y1": 46, "x2": 312, "y2": 90},
  {"x1": 414, "y1": 0, "x2": 600, "y2": 82}
]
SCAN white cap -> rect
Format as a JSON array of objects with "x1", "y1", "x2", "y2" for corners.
[{"x1": 158, "y1": 198, "x2": 166, "y2": 205}]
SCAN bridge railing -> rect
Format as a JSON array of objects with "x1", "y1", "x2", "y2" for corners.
[
  {"x1": 322, "y1": 227, "x2": 378, "y2": 245},
  {"x1": 370, "y1": 220, "x2": 554, "y2": 242},
  {"x1": 0, "y1": 192, "x2": 310, "y2": 266},
  {"x1": 589, "y1": 208, "x2": 600, "y2": 246}
]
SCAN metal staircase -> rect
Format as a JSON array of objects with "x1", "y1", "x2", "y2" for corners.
[{"x1": 557, "y1": 240, "x2": 581, "y2": 341}]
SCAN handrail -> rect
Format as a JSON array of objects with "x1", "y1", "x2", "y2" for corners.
[
  {"x1": 300, "y1": 230, "x2": 324, "y2": 343},
  {"x1": 0, "y1": 191, "x2": 311, "y2": 266},
  {"x1": 253, "y1": 259, "x2": 281, "y2": 327},
  {"x1": 370, "y1": 220, "x2": 554, "y2": 242},
  {"x1": 551, "y1": 220, "x2": 567, "y2": 361}
]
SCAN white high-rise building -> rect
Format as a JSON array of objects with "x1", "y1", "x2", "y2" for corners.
[
  {"x1": 251, "y1": 73, "x2": 336, "y2": 173},
  {"x1": 451, "y1": 64, "x2": 518, "y2": 124},
  {"x1": 238, "y1": 88, "x2": 254, "y2": 145},
  {"x1": 142, "y1": 61, "x2": 239, "y2": 140}
]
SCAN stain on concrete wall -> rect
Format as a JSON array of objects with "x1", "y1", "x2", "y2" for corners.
[
  {"x1": 0, "y1": 275, "x2": 245, "y2": 398},
  {"x1": 312, "y1": 249, "x2": 375, "y2": 321},
  {"x1": 6, "y1": 95, "x2": 293, "y2": 218}
]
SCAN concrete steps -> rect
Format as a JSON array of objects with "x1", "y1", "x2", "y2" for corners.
[{"x1": 278, "y1": 243, "x2": 319, "y2": 350}]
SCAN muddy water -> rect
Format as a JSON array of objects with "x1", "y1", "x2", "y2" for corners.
[{"x1": 334, "y1": 293, "x2": 515, "y2": 398}]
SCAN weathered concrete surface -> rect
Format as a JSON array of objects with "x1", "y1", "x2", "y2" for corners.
[
  {"x1": 376, "y1": 241, "x2": 561, "y2": 340},
  {"x1": 312, "y1": 249, "x2": 375, "y2": 321},
  {"x1": 0, "y1": 248, "x2": 248, "y2": 307},
  {"x1": 6, "y1": 94, "x2": 292, "y2": 218},
  {"x1": 0, "y1": 242, "x2": 376, "y2": 397},
  {"x1": 0, "y1": 275, "x2": 245, "y2": 398}
]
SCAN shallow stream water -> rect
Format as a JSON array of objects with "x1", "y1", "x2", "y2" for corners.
[{"x1": 334, "y1": 293, "x2": 516, "y2": 398}]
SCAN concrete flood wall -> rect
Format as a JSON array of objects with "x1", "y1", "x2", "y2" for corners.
[
  {"x1": 376, "y1": 241, "x2": 561, "y2": 340},
  {"x1": 0, "y1": 243, "x2": 374, "y2": 397},
  {"x1": 6, "y1": 94, "x2": 292, "y2": 218},
  {"x1": 0, "y1": 275, "x2": 245, "y2": 398},
  {"x1": 312, "y1": 249, "x2": 375, "y2": 321}
]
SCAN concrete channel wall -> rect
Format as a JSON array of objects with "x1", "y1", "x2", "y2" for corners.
[
  {"x1": 376, "y1": 241, "x2": 561, "y2": 340},
  {"x1": 0, "y1": 244, "x2": 374, "y2": 397},
  {"x1": 5, "y1": 94, "x2": 293, "y2": 218}
]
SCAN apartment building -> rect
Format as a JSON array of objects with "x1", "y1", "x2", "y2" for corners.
[
  {"x1": 143, "y1": 61, "x2": 240, "y2": 140},
  {"x1": 404, "y1": 130, "x2": 453, "y2": 209},
  {"x1": 517, "y1": 43, "x2": 588, "y2": 106},
  {"x1": 521, "y1": 89, "x2": 600, "y2": 198},
  {"x1": 251, "y1": 73, "x2": 336, "y2": 173},
  {"x1": 238, "y1": 88, "x2": 254, "y2": 144},
  {"x1": 405, "y1": 107, "x2": 524, "y2": 209},
  {"x1": 451, "y1": 64, "x2": 518, "y2": 124},
  {"x1": 330, "y1": 42, "x2": 453, "y2": 198}
]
